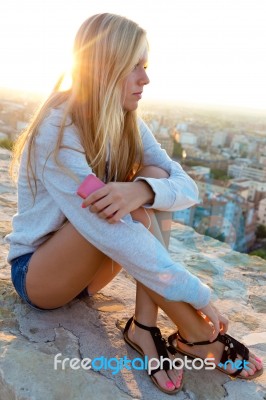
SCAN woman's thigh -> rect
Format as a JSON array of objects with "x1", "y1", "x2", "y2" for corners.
[{"x1": 25, "y1": 222, "x2": 107, "y2": 309}]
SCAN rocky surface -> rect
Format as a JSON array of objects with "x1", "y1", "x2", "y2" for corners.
[{"x1": 0, "y1": 148, "x2": 265, "y2": 400}]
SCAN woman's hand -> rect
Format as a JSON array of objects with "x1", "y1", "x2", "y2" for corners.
[
  {"x1": 198, "y1": 302, "x2": 229, "y2": 341},
  {"x1": 82, "y1": 181, "x2": 154, "y2": 223}
]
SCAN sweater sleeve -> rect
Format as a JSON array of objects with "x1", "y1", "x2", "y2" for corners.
[
  {"x1": 134, "y1": 119, "x2": 199, "y2": 211},
  {"x1": 34, "y1": 117, "x2": 211, "y2": 310}
]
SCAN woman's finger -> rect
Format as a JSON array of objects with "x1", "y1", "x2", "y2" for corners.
[
  {"x1": 89, "y1": 195, "x2": 112, "y2": 213},
  {"x1": 200, "y1": 304, "x2": 220, "y2": 341},
  {"x1": 98, "y1": 204, "x2": 119, "y2": 220},
  {"x1": 219, "y1": 314, "x2": 229, "y2": 334}
]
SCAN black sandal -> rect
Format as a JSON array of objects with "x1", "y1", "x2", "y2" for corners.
[
  {"x1": 168, "y1": 330, "x2": 263, "y2": 380},
  {"x1": 123, "y1": 316, "x2": 183, "y2": 394}
]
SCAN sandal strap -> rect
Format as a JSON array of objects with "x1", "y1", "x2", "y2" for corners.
[
  {"x1": 168, "y1": 330, "x2": 250, "y2": 379},
  {"x1": 124, "y1": 316, "x2": 171, "y2": 374},
  {"x1": 171, "y1": 330, "x2": 219, "y2": 347},
  {"x1": 218, "y1": 333, "x2": 249, "y2": 377},
  {"x1": 219, "y1": 333, "x2": 249, "y2": 362},
  {"x1": 123, "y1": 316, "x2": 134, "y2": 335}
]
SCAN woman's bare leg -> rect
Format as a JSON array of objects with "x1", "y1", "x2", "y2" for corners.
[
  {"x1": 127, "y1": 191, "x2": 183, "y2": 391},
  {"x1": 26, "y1": 222, "x2": 111, "y2": 309},
  {"x1": 130, "y1": 166, "x2": 263, "y2": 379},
  {"x1": 86, "y1": 259, "x2": 122, "y2": 295},
  {"x1": 133, "y1": 282, "x2": 263, "y2": 379},
  {"x1": 128, "y1": 280, "x2": 183, "y2": 391},
  {"x1": 25, "y1": 166, "x2": 170, "y2": 309},
  {"x1": 131, "y1": 200, "x2": 262, "y2": 379},
  {"x1": 154, "y1": 209, "x2": 172, "y2": 249}
]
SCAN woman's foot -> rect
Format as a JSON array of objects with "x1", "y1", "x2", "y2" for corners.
[
  {"x1": 171, "y1": 323, "x2": 263, "y2": 379},
  {"x1": 127, "y1": 319, "x2": 183, "y2": 392}
]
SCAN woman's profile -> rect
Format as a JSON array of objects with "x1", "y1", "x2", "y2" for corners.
[{"x1": 6, "y1": 13, "x2": 263, "y2": 394}]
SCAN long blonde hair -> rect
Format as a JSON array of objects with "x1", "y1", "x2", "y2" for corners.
[{"x1": 11, "y1": 13, "x2": 147, "y2": 191}]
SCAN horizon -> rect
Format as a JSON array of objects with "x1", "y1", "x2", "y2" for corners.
[
  {"x1": 1, "y1": 0, "x2": 266, "y2": 112},
  {"x1": 1, "y1": 85, "x2": 266, "y2": 119}
]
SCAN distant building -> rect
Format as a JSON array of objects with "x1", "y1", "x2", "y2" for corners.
[
  {"x1": 228, "y1": 178, "x2": 251, "y2": 201},
  {"x1": 229, "y1": 178, "x2": 266, "y2": 209},
  {"x1": 173, "y1": 177, "x2": 257, "y2": 252},
  {"x1": 259, "y1": 155, "x2": 266, "y2": 166},
  {"x1": 211, "y1": 131, "x2": 227, "y2": 148},
  {"x1": 172, "y1": 207, "x2": 195, "y2": 226},
  {"x1": 179, "y1": 132, "x2": 197, "y2": 146},
  {"x1": 187, "y1": 166, "x2": 211, "y2": 179},
  {"x1": 176, "y1": 122, "x2": 188, "y2": 132},
  {"x1": 257, "y1": 198, "x2": 266, "y2": 225},
  {"x1": 230, "y1": 134, "x2": 257, "y2": 158},
  {"x1": 228, "y1": 164, "x2": 266, "y2": 181}
]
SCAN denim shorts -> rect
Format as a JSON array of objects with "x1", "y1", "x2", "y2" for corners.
[{"x1": 10, "y1": 252, "x2": 45, "y2": 311}]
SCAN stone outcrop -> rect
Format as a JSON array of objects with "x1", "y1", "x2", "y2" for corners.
[{"x1": 0, "y1": 148, "x2": 265, "y2": 400}]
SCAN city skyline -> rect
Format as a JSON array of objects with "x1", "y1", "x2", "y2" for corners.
[{"x1": 1, "y1": 0, "x2": 266, "y2": 111}]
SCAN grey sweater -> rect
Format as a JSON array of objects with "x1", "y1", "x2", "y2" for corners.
[{"x1": 6, "y1": 106, "x2": 211, "y2": 309}]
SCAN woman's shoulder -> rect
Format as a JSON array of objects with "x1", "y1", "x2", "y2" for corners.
[
  {"x1": 138, "y1": 117, "x2": 152, "y2": 136},
  {"x1": 41, "y1": 103, "x2": 72, "y2": 130},
  {"x1": 36, "y1": 104, "x2": 82, "y2": 150},
  {"x1": 138, "y1": 117, "x2": 156, "y2": 144}
]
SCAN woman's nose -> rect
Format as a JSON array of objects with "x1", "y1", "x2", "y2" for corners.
[{"x1": 140, "y1": 70, "x2": 150, "y2": 85}]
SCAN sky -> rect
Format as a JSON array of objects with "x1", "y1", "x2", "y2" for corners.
[{"x1": 1, "y1": 0, "x2": 266, "y2": 110}]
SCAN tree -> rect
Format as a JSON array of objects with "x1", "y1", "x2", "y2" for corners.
[
  {"x1": 173, "y1": 142, "x2": 183, "y2": 159},
  {"x1": 256, "y1": 225, "x2": 266, "y2": 239},
  {"x1": 249, "y1": 249, "x2": 266, "y2": 260},
  {"x1": 210, "y1": 168, "x2": 229, "y2": 181}
]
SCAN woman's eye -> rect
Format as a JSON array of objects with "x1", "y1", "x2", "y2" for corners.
[{"x1": 133, "y1": 63, "x2": 148, "y2": 71}]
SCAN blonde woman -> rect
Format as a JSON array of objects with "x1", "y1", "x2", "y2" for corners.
[{"x1": 6, "y1": 13, "x2": 263, "y2": 395}]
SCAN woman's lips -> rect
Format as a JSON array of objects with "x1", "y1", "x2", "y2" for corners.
[{"x1": 133, "y1": 92, "x2": 142, "y2": 100}]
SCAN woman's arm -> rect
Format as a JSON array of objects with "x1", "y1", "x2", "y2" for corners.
[
  {"x1": 135, "y1": 119, "x2": 199, "y2": 211},
  {"x1": 33, "y1": 117, "x2": 210, "y2": 310},
  {"x1": 81, "y1": 119, "x2": 199, "y2": 222}
]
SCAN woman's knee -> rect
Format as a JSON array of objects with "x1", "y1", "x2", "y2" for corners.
[{"x1": 131, "y1": 207, "x2": 153, "y2": 230}]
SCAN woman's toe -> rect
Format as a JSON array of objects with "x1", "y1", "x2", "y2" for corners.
[
  {"x1": 167, "y1": 368, "x2": 183, "y2": 389},
  {"x1": 166, "y1": 370, "x2": 183, "y2": 390},
  {"x1": 255, "y1": 356, "x2": 263, "y2": 366},
  {"x1": 165, "y1": 381, "x2": 175, "y2": 390},
  {"x1": 249, "y1": 354, "x2": 263, "y2": 371},
  {"x1": 240, "y1": 369, "x2": 249, "y2": 378},
  {"x1": 153, "y1": 371, "x2": 176, "y2": 392},
  {"x1": 175, "y1": 372, "x2": 183, "y2": 388}
]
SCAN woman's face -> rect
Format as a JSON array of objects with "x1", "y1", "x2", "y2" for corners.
[{"x1": 122, "y1": 50, "x2": 150, "y2": 112}]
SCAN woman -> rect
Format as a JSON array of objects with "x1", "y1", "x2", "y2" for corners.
[{"x1": 6, "y1": 13, "x2": 263, "y2": 394}]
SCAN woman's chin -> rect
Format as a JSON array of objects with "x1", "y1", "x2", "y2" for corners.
[{"x1": 123, "y1": 101, "x2": 140, "y2": 112}]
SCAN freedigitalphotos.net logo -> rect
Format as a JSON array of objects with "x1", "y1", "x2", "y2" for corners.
[
  {"x1": 218, "y1": 359, "x2": 250, "y2": 371},
  {"x1": 54, "y1": 353, "x2": 217, "y2": 375},
  {"x1": 54, "y1": 353, "x2": 250, "y2": 375}
]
